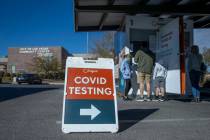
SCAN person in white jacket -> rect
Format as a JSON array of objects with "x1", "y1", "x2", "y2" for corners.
[{"x1": 153, "y1": 60, "x2": 167, "y2": 101}]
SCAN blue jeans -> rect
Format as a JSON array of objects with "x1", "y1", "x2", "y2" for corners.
[{"x1": 189, "y1": 70, "x2": 201, "y2": 98}]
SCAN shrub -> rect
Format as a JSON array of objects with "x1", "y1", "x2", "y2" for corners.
[
  {"x1": 0, "y1": 71, "x2": 4, "y2": 83},
  {"x1": 2, "y1": 73, "x2": 12, "y2": 83}
]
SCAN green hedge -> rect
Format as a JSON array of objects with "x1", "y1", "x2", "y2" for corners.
[
  {"x1": 2, "y1": 76, "x2": 12, "y2": 83},
  {"x1": 38, "y1": 71, "x2": 65, "y2": 80}
]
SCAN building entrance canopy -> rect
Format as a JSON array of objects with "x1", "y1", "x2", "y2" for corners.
[{"x1": 74, "y1": 0, "x2": 210, "y2": 31}]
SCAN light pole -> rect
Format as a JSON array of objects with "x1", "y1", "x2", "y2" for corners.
[{"x1": 87, "y1": 32, "x2": 89, "y2": 54}]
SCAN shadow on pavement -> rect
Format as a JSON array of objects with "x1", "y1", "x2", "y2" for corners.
[
  {"x1": 166, "y1": 91, "x2": 210, "y2": 102},
  {"x1": 0, "y1": 86, "x2": 60, "y2": 102},
  {"x1": 118, "y1": 108, "x2": 159, "y2": 132}
]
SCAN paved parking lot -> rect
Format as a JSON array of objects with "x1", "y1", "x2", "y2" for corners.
[{"x1": 0, "y1": 84, "x2": 210, "y2": 140}]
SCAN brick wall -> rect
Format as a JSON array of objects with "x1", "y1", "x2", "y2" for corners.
[{"x1": 7, "y1": 47, "x2": 70, "y2": 73}]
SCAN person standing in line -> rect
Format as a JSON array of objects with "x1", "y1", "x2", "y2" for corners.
[
  {"x1": 134, "y1": 44, "x2": 155, "y2": 101},
  {"x1": 153, "y1": 60, "x2": 167, "y2": 102},
  {"x1": 120, "y1": 52, "x2": 131, "y2": 100},
  {"x1": 188, "y1": 45, "x2": 204, "y2": 102}
]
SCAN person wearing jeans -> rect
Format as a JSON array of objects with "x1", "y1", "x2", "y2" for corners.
[
  {"x1": 120, "y1": 53, "x2": 131, "y2": 100},
  {"x1": 189, "y1": 70, "x2": 201, "y2": 102},
  {"x1": 188, "y1": 45, "x2": 203, "y2": 102}
]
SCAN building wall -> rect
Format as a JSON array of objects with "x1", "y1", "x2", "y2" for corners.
[{"x1": 7, "y1": 47, "x2": 70, "y2": 73}]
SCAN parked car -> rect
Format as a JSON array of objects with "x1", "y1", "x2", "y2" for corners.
[{"x1": 17, "y1": 74, "x2": 42, "y2": 84}]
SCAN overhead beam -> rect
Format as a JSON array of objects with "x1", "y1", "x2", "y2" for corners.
[
  {"x1": 193, "y1": 16, "x2": 210, "y2": 23},
  {"x1": 75, "y1": 5, "x2": 210, "y2": 16},
  {"x1": 107, "y1": 0, "x2": 115, "y2": 5},
  {"x1": 78, "y1": 25, "x2": 120, "y2": 32},
  {"x1": 166, "y1": 0, "x2": 183, "y2": 5},
  {"x1": 99, "y1": 0, "x2": 115, "y2": 30},
  {"x1": 190, "y1": 0, "x2": 210, "y2": 5},
  {"x1": 194, "y1": 17, "x2": 210, "y2": 28},
  {"x1": 137, "y1": 0, "x2": 151, "y2": 5},
  {"x1": 74, "y1": 0, "x2": 79, "y2": 31},
  {"x1": 202, "y1": 22, "x2": 210, "y2": 28},
  {"x1": 155, "y1": 0, "x2": 183, "y2": 17},
  {"x1": 188, "y1": 16, "x2": 204, "y2": 21},
  {"x1": 99, "y1": 14, "x2": 108, "y2": 30},
  {"x1": 118, "y1": 15, "x2": 126, "y2": 31}
]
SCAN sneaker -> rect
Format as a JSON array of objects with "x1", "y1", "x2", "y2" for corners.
[
  {"x1": 152, "y1": 96, "x2": 159, "y2": 101},
  {"x1": 196, "y1": 97, "x2": 200, "y2": 103},
  {"x1": 122, "y1": 96, "x2": 128, "y2": 101},
  {"x1": 159, "y1": 96, "x2": 165, "y2": 102},
  {"x1": 191, "y1": 98, "x2": 197, "y2": 102},
  {"x1": 136, "y1": 96, "x2": 144, "y2": 102},
  {"x1": 123, "y1": 96, "x2": 132, "y2": 101},
  {"x1": 146, "y1": 96, "x2": 151, "y2": 101}
]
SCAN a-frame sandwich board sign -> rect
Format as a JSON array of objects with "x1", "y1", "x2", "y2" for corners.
[{"x1": 62, "y1": 57, "x2": 119, "y2": 133}]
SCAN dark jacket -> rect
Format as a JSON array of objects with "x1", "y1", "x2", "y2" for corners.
[{"x1": 134, "y1": 49, "x2": 155, "y2": 74}]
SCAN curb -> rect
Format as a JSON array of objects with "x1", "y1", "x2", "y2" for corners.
[{"x1": 47, "y1": 82, "x2": 64, "y2": 85}]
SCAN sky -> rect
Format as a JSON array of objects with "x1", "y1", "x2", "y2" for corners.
[
  {"x1": 0, "y1": 0, "x2": 209, "y2": 56},
  {"x1": 194, "y1": 29, "x2": 210, "y2": 51},
  {"x1": 0, "y1": 0, "x2": 104, "y2": 56}
]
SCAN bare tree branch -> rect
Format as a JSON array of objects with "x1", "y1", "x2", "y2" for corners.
[{"x1": 91, "y1": 32, "x2": 115, "y2": 58}]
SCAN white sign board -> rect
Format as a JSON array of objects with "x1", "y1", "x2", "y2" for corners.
[
  {"x1": 157, "y1": 18, "x2": 181, "y2": 94},
  {"x1": 62, "y1": 57, "x2": 119, "y2": 133}
]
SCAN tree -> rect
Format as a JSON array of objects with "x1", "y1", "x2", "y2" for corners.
[
  {"x1": 91, "y1": 32, "x2": 115, "y2": 58},
  {"x1": 202, "y1": 47, "x2": 210, "y2": 65},
  {"x1": 31, "y1": 56, "x2": 62, "y2": 79}
]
